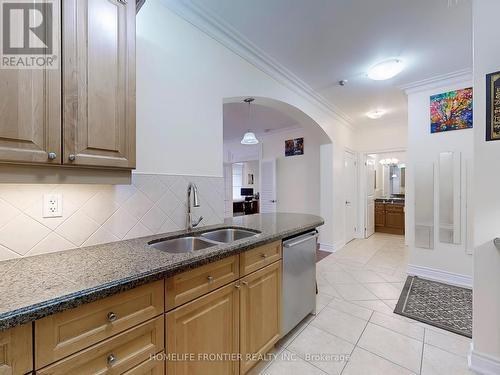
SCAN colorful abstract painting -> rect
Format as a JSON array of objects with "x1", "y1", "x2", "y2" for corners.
[{"x1": 430, "y1": 88, "x2": 473, "y2": 133}]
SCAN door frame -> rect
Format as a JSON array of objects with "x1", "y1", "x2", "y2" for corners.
[
  {"x1": 359, "y1": 148, "x2": 407, "y2": 239},
  {"x1": 344, "y1": 149, "x2": 359, "y2": 244}
]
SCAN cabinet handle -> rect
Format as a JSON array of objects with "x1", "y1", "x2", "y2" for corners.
[
  {"x1": 68, "y1": 154, "x2": 76, "y2": 161},
  {"x1": 117, "y1": 0, "x2": 127, "y2": 4},
  {"x1": 234, "y1": 284, "x2": 241, "y2": 289},
  {"x1": 241, "y1": 281, "x2": 248, "y2": 286},
  {"x1": 107, "y1": 354, "x2": 116, "y2": 365},
  {"x1": 260, "y1": 253, "x2": 267, "y2": 259},
  {"x1": 107, "y1": 312, "x2": 117, "y2": 322},
  {"x1": 48, "y1": 152, "x2": 57, "y2": 160},
  {"x1": 207, "y1": 276, "x2": 214, "y2": 283}
]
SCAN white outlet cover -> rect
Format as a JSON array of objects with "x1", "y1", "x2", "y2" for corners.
[{"x1": 43, "y1": 193, "x2": 63, "y2": 218}]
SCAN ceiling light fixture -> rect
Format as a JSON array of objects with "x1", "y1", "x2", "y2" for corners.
[
  {"x1": 379, "y1": 158, "x2": 399, "y2": 166},
  {"x1": 366, "y1": 110, "x2": 385, "y2": 119},
  {"x1": 367, "y1": 59, "x2": 404, "y2": 81},
  {"x1": 241, "y1": 98, "x2": 259, "y2": 145}
]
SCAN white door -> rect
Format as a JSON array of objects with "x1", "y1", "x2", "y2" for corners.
[
  {"x1": 365, "y1": 156, "x2": 376, "y2": 237},
  {"x1": 223, "y1": 163, "x2": 233, "y2": 218},
  {"x1": 260, "y1": 159, "x2": 277, "y2": 213},
  {"x1": 344, "y1": 151, "x2": 357, "y2": 243}
]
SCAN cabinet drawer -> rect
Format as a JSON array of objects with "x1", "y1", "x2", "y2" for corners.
[
  {"x1": 0, "y1": 323, "x2": 32, "y2": 375},
  {"x1": 240, "y1": 241, "x2": 282, "y2": 276},
  {"x1": 36, "y1": 280, "x2": 164, "y2": 368},
  {"x1": 166, "y1": 256, "x2": 239, "y2": 310},
  {"x1": 385, "y1": 205, "x2": 404, "y2": 213},
  {"x1": 37, "y1": 316, "x2": 164, "y2": 375},
  {"x1": 122, "y1": 352, "x2": 165, "y2": 375}
]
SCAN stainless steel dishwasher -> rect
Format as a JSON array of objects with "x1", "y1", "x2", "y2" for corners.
[{"x1": 282, "y1": 230, "x2": 318, "y2": 337}]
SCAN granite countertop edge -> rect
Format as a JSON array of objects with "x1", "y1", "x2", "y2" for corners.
[{"x1": 0, "y1": 214, "x2": 323, "y2": 331}]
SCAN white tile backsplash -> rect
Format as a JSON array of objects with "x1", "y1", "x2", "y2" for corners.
[{"x1": 0, "y1": 174, "x2": 224, "y2": 260}]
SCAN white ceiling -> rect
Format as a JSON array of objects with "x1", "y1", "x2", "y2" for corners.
[
  {"x1": 191, "y1": 0, "x2": 473, "y2": 127},
  {"x1": 223, "y1": 102, "x2": 300, "y2": 140}
]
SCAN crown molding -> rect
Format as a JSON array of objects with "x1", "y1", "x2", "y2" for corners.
[
  {"x1": 159, "y1": 0, "x2": 355, "y2": 130},
  {"x1": 401, "y1": 68, "x2": 473, "y2": 95}
]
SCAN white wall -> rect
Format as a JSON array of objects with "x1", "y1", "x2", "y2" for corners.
[
  {"x1": 405, "y1": 78, "x2": 473, "y2": 284},
  {"x1": 470, "y1": 0, "x2": 500, "y2": 371},
  {"x1": 356, "y1": 123, "x2": 408, "y2": 152},
  {"x1": 136, "y1": 1, "x2": 354, "y2": 177}
]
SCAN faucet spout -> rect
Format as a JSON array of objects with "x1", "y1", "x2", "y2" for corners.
[{"x1": 187, "y1": 183, "x2": 203, "y2": 230}]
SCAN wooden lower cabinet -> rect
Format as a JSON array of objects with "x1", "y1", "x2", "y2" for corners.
[
  {"x1": 122, "y1": 352, "x2": 165, "y2": 375},
  {"x1": 240, "y1": 261, "x2": 282, "y2": 374},
  {"x1": 37, "y1": 317, "x2": 164, "y2": 375},
  {"x1": 0, "y1": 323, "x2": 32, "y2": 375},
  {"x1": 375, "y1": 202, "x2": 405, "y2": 235},
  {"x1": 166, "y1": 283, "x2": 240, "y2": 375}
]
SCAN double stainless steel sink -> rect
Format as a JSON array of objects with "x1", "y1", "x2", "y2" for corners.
[{"x1": 149, "y1": 228, "x2": 259, "y2": 254}]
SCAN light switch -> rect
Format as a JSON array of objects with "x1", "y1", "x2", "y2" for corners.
[{"x1": 43, "y1": 194, "x2": 63, "y2": 218}]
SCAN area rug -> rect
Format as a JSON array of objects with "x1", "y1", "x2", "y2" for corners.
[{"x1": 394, "y1": 276, "x2": 472, "y2": 338}]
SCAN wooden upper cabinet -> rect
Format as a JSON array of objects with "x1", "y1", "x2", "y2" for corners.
[
  {"x1": 62, "y1": 0, "x2": 136, "y2": 169},
  {"x1": 0, "y1": 2, "x2": 61, "y2": 165}
]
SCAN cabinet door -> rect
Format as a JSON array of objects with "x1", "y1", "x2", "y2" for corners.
[
  {"x1": 0, "y1": 1, "x2": 61, "y2": 165},
  {"x1": 240, "y1": 261, "x2": 281, "y2": 374},
  {"x1": 375, "y1": 203, "x2": 385, "y2": 227},
  {"x1": 63, "y1": 0, "x2": 136, "y2": 168},
  {"x1": 386, "y1": 206, "x2": 404, "y2": 229},
  {"x1": 0, "y1": 323, "x2": 33, "y2": 375},
  {"x1": 166, "y1": 283, "x2": 239, "y2": 375}
]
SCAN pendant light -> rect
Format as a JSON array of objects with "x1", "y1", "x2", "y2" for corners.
[{"x1": 241, "y1": 98, "x2": 259, "y2": 145}]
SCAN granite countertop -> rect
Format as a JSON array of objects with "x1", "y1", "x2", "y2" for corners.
[{"x1": 0, "y1": 213, "x2": 323, "y2": 331}]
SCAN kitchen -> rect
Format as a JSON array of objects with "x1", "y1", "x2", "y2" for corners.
[{"x1": 1, "y1": 1, "x2": 498, "y2": 374}]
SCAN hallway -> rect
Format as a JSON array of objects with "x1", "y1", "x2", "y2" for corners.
[{"x1": 255, "y1": 233, "x2": 473, "y2": 375}]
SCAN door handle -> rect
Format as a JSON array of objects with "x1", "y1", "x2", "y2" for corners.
[
  {"x1": 346, "y1": 201, "x2": 351, "y2": 205},
  {"x1": 270, "y1": 200, "x2": 277, "y2": 203}
]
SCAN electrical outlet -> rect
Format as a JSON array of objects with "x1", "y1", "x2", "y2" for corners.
[{"x1": 43, "y1": 194, "x2": 63, "y2": 218}]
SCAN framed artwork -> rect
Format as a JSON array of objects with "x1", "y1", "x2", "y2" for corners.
[
  {"x1": 285, "y1": 137, "x2": 304, "y2": 157},
  {"x1": 486, "y1": 71, "x2": 500, "y2": 141},
  {"x1": 247, "y1": 174, "x2": 254, "y2": 185},
  {"x1": 430, "y1": 87, "x2": 473, "y2": 133}
]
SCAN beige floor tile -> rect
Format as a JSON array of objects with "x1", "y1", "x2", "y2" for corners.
[
  {"x1": 342, "y1": 347, "x2": 416, "y2": 375},
  {"x1": 334, "y1": 283, "x2": 379, "y2": 301},
  {"x1": 357, "y1": 323, "x2": 423, "y2": 373},
  {"x1": 421, "y1": 344, "x2": 474, "y2": 375},
  {"x1": 350, "y1": 300, "x2": 396, "y2": 316},
  {"x1": 322, "y1": 270, "x2": 357, "y2": 285},
  {"x1": 363, "y1": 282, "x2": 403, "y2": 299},
  {"x1": 326, "y1": 298, "x2": 373, "y2": 321},
  {"x1": 310, "y1": 306, "x2": 368, "y2": 344},
  {"x1": 288, "y1": 325, "x2": 353, "y2": 374},
  {"x1": 316, "y1": 293, "x2": 334, "y2": 313},
  {"x1": 370, "y1": 311, "x2": 425, "y2": 341},
  {"x1": 263, "y1": 350, "x2": 328, "y2": 375},
  {"x1": 349, "y1": 269, "x2": 387, "y2": 283},
  {"x1": 424, "y1": 328, "x2": 471, "y2": 358}
]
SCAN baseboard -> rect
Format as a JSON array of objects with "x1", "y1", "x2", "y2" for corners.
[
  {"x1": 319, "y1": 241, "x2": 344, "y2": 253},
  {"x1": 407, "y1": 264, "x2": 473, "y2": 288},
  {"x1": 469, "y1": 343, "x2": 500, "y2": 375}
]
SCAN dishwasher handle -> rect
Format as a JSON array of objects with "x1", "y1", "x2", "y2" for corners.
[{"x1": 284, "y1": 231, "x2": 318, "y2": 248}]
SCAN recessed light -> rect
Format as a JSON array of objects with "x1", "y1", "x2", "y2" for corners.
[
  {"x1": 366, "y1": 110, "x2": 385, "y2": 119},
  {"x1": 368, "y1": 59, "x2": 404, "y2": 81}
]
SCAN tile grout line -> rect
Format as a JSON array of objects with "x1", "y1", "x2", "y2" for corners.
[{"x1": 420, "y1": 329, "x2": 426, "y2": 374}]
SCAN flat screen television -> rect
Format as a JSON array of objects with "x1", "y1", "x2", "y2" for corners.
[{"x1": 240, "y1": 188, "x2": 254, "y2": 197}]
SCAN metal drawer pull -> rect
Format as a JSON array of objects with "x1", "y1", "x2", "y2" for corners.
[
  {"x1": 260, "y1": 253, "x2": 267, "y2": 259},
  {"x1": 48, "y1": 152, "x2": 57, "y2": 160},
  {"x1": 234, "y1": 284, "x2": 240, "y2": 289},
  {"x1": 68, "y1": 154, "x2": 76, "y2": 161},
  {"x1": 241, "y1": 281, "x2": 248, "y2": 286},
  {"x1": 117, "y1": 0, "x2": 127, "y2": 4},
  {"x1": 207, "y1": 276, "x2": 214, "y2": 283},
  {"x1": 107, "y1": 312, "x2": 117, "y2": 322},
  {"x1": 107, "y1": 354, "x2": 116, "y2": 365}
]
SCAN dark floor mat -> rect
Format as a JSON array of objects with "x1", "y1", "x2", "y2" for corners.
[{"x1": 394, "y1": 276, "x2": 472, "y2": 338}]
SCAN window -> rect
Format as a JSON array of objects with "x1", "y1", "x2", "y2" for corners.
[{"x1": 232, "y1": 163, "x2": 243, "y2": 200}]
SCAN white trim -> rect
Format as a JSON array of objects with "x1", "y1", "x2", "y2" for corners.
[
  {"x1": 133, "y1": 171, "x2": 224, "y2": 178},
  {"x1": 407, "y1": 264, "x2": 473, "y2": 288},
  {"x1": 319, "y1": 243, "x2": 335, "y2": 252},
  {"x1": 158, "y1": 0, "x2": 354, "y2": 130},
  {"x1": 469, "y1": 343, "x2": 500, "y2": 375},
  {"x1": 402, "y1": 69, "x2": 473, "y2": 95}
]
